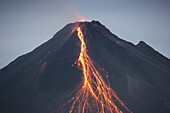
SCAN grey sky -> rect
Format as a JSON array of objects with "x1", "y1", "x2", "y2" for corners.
[{"x1": 0, "y1": 0, "x2": 170, "y2": 69}]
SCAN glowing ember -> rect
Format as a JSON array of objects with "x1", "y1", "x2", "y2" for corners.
[
  {"x1": 40, "y1": 62, "x2": 47, "y2": 69},
  {"x1": 58, "y1": 26, "x2": 132, "y2": 113}
]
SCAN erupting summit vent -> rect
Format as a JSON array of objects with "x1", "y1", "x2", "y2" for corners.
[{"x1": 1, "y1": 21, "x2": 170, "y2": 113}]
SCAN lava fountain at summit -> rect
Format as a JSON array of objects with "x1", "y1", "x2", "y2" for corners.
[{"x1": 58, "y1": 26, "x2": 132, "y2": 113}]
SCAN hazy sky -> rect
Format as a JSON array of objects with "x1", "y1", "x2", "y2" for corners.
[{"x1": 0, "y1": 0, "x2": 170, "y2": 69}]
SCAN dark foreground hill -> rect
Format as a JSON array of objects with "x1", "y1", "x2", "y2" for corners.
[{"x1": 0, "y1": 21, "x2": 170, "y2": 113}]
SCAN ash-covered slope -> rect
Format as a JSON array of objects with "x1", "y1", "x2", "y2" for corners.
[{"x1": 0, "y1": 20, "x2": 170, "y2": 113}]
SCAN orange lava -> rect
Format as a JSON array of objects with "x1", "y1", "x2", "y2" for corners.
[{"x1": 59, "y1": 26, "x2": 132, "y2": 113}]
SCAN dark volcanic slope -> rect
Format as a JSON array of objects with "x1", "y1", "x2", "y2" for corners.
[{"x1": 0, "y1": 21, "x2": 170, "y2": 113}]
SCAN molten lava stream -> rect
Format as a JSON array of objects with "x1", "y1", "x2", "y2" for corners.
[{"x1": 58, "y1": 26, "x2": 132, "y2": 113}]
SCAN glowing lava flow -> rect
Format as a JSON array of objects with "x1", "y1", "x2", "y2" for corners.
[{"x1": 61, "y1": 26, "x2": 132, "y2": 113}]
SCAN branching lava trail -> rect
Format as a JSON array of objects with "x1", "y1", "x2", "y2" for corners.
[{"x1": 59, "y1": 26, "x2": 132, "y2": 113}]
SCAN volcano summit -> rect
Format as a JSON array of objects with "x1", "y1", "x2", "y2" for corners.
[{"x1": 0, "y1": 21, "x2": 170, "y2": 113}]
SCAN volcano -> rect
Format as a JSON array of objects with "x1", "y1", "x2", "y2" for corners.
[{"x1": 0, "y1": 20, "x2": 170, "y2": 113}]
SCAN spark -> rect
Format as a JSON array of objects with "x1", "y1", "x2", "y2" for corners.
[
  {"x1": 39, "y1": 51, "x2": 50, "y2": 64},
  {"x1": 40, "y1": 62, "x2": 47, "y2": 69}
]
